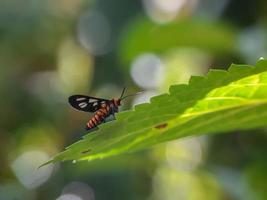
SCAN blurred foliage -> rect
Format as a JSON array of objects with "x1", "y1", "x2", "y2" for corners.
[
  {"x1": 150, "y1": 167, "x2": 223, "y2": 200},
  {"x1": 1, "y1": 0, "x2": 267, "y2": 200},
  {"x1": 245, "y1": 161, "x2": 267, "y2": 200},
  {"x1": 119, "y1": 18, "x2": 237, "y2": 65}
]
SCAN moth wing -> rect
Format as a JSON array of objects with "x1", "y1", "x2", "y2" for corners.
[{"x1": 68, "y1": 95, "x2": 109, "y2": 112}]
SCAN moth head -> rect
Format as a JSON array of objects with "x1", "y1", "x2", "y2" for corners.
[{"x1": 113, "y1": 98, "x2": 121, "y2": 107}]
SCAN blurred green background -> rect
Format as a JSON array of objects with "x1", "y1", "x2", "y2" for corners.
[{"x1": 1, "y1": 0, "x2": 267, "y2": 199}]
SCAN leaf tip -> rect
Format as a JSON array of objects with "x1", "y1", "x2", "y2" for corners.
[{"x1": 38, "y1": 159, "x2": 54, "y2": 169}]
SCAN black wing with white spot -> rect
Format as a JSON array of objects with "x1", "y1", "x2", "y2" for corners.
[{"x1": 68, "y1": 95, "x2": 109, "y2": 112}]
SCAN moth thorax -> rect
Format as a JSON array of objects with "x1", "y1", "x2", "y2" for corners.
[{"x1": 113, "y1": 99, "x2": 121, "y2": 106}]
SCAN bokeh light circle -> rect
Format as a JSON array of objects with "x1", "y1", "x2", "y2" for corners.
[
  {"x1": 130, "y1": 53, "x2": 164, "y2": 89},
  {"x1": 77, "y1": 10, "x2": 111, "y2": 55},
  {"x1": 57, "y1": 182, "x2": 95, "y2": 200},
  {"x1": 11, "y1": 150, "x2": 54, "y2": 189},
  {"x1": 142, "y1": 0, "x2": 196, "y2": 23},
  {"x1": 165, "y1": 137, "x2": 203, "y2": 171},
  {"x1": 57, "y1": 194, "x2": 83, "y2": 200}
]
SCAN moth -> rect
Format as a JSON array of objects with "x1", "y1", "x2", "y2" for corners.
[{"x1": 69, "y1": 88, "x2": 139, "y2": 130}]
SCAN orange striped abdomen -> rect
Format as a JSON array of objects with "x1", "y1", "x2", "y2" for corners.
[{"x1": 86, "y1": 104, "x2": 111, "y2": 130}]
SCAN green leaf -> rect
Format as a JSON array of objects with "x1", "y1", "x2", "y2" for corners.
[
  {"x1": 44, "y1": 59, "x2": 267, "y2": 166},
  {"x1": 119, "y1": 18, "x2": 237, "y2": 64}
]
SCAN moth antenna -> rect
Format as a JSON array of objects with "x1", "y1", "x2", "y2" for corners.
[
  {"x1": 121, "y1": 91, "x2": 143, "y2": 100},
  {"x1": 120, "y1": 87, "x2": 126, "y2": 99}
]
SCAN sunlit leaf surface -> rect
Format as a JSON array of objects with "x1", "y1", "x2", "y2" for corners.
[{"x1": 44, "y1": 59, "x2": 267, "y2": 165}]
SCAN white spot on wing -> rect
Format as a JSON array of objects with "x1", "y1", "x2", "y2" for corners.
[
  {"x1": 76, "y1": 97, "x2": 86, "y2": 101},
  {"x1": 89, "y1": 99, "x2": 97, "y2": 103},
  {"x1": 93, "y1": 102, "x2": 98, "y2": 107},
  {"x1": 79, "y1": 102, "x2": 88, "y2": 108}
]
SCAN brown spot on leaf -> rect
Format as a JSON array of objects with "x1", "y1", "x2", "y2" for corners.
[
  {"x1": 155, "y1": 123, "x2": 168, "y2": 129},
  {"x1": 81, "y1": 149, "x2": 91, "y2": 154}
]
